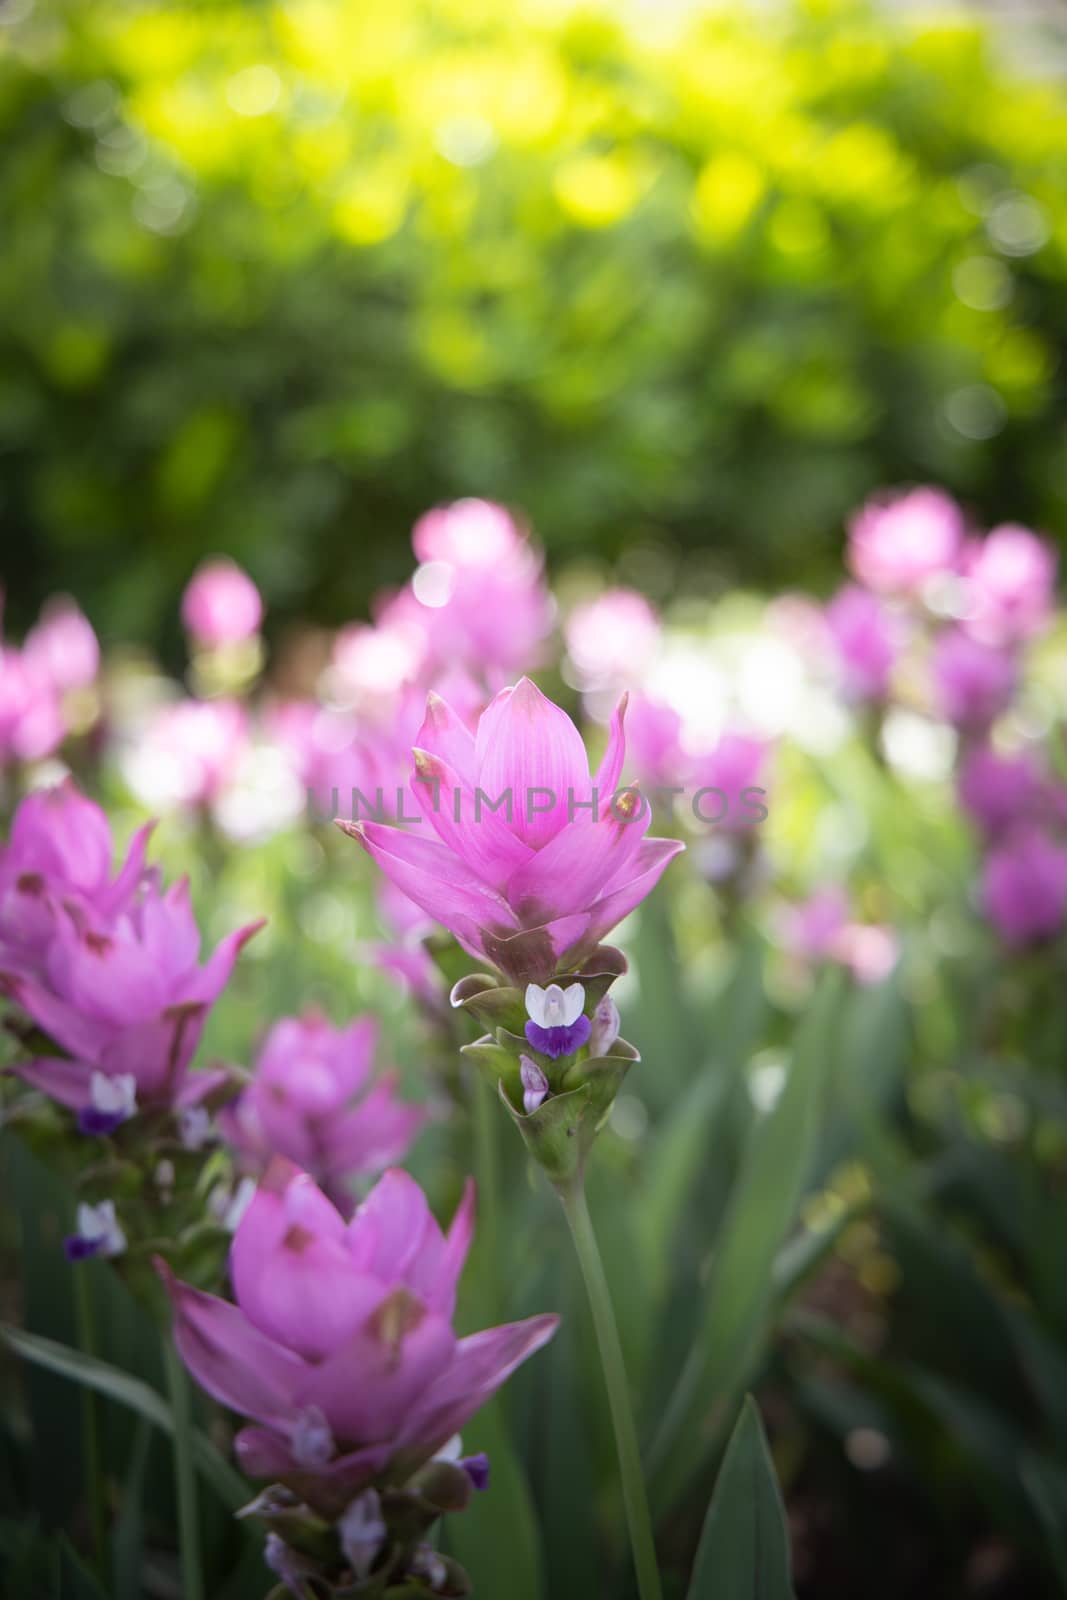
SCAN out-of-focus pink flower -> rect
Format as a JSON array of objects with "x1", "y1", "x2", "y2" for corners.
[
  {"x1": 0, "y1": 781, "x2": 153, "y2": 965},
  {"x1": 778, "y1": 886, "x2": 898, "y2": 986},
  {"x1": 931, "y1": 629, "x2": 1017, "y2": 732},
  {"x1": 159, "y1": 1160, "x2": 558, "y2": 1501},
  {"x1": 182, "y1": 558, "x2": 263, "y2": 646},
  {"x1": 22, "y1": 599, "x2": 99, "y2": 692},
  {"x1": 848, "y1": 488, "x2": 964, "y2": 595},
  {"x1": 691, "y1": 731, "x2": 771, "y2": 831},
  {"x1": 366, "y1": 881, "x2": 442, "y2": 1010},
  {"x1": 131, "y1": 698, "x2": 249, "y2": 809},
  {"x1": 824, "y1": 585, "x2": 901, "y2": 704},
  {"x1": 0, "y1": 596, "x2": 100, "y2": 766},
  {"x1": 340, "y1": 678, "x2": 684, "y2": 984},
  {"x1": 382, "y1": 500, "x2": 554, "y2": 683},
  {"x1": 779, "y1": 888, "x2": 851, "y2": 962},
  {"x1": 0, "y1": 784, "x2": 262, "y2": 1116},
  {"x1": 330, "y1": 621, "x2": 429, "y2": 710},
  {"x1": 981, "y1": 827, "x2": 1067, "y2": 946},
  {"x1": 962, "y1": 524, "x2": 1058, "y2": 646},
  {"x1": 0, "y1": 649, "x2": 65, "y2": 764},
  {"x1": 221, "y1": 1014, "x2": 425, "y2": 1206},
  {"x1": 934, "y1": 624, "x2": 1017, "y2": 732},
  {"x1": 565, "y1": 589, "x2": 660, "y2": 693},
  {"x1": 624, "y1": 695, "x2": 686, "y2": 790},
  {"x1": 957, "y1": 745, "x2": 1044, "y2": 838}
]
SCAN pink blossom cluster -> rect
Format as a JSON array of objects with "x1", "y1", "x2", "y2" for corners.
[
  {"x1": 0, "y1": 781, "x2": 260, "y2": 1120},
  {"x1": 274, "y1": 501, "x2": 554, "y2": 820},
  {"x1": 0, "y1": 596, "x2": 99, "y2": 766}
]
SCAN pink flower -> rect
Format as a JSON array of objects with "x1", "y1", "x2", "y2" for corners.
[
  {"x1": 848, "y1": 487, "x2": 964, "y2": 595},
  {"x1": 777, "y1": 888, "x2": 898, "y2": 985},
  {"x1": 0, "y1": 786, "x2": 262, "y2": 1115},
  {"x1": 690, "y1": 731, "x2": 771, "y2": 831},
  {"x1": 340, "y1": 678, "x2": 684, "y2": 984},
  {"x1": 221, "y1": 1014, "x2": 425, "y2": 1206},
  {"x1": 22, "y1": 599, "x2": 99, "y2": 692},
  {"x1": 824, "y1": 585, "x2": 901, "y2": 703},
  {"x1": 624, "y1": 695, "x2": 685, "y2": 790},
  {"x1": 182, "y1": 558, "x2": 263, "y2": 646},
  {"x1": 383, "y1": 501, "x2": 554, "y2": 682},
  {"x1": 963, "y1": 524, "x2": 1057, "y2": 646},
  {"x1": 158, "y1": 1161, "x2": 558, "y2": 1505},
  {"x1": 931, "y1": 629, "x2": 1017, "y2": 731},
  {"x1": 130, "y1": 698, "x2": 249, "y2": 809},
  {"x1": 957, "y1": 744, "x2": 1044, "y2": 838},
  {"x1": 0, "y1": 648, "x2": 64, "y2": 764},
  {"x1": 564, "y1": 589, "x2": 660, "y2": 693},
  {"x1": 779, "y1": 888, "x2": 850, "y2": 963},
  {"x1": 0, "y1": 781, "x2": 154, "y2": 965},
  {"x1": 981, "y1": 828, "x2": 1067, "y2": 946}
]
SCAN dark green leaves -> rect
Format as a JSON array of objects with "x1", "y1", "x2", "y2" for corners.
[{"x1": 686, "y1": 1398, "x2": 794, "y2": 1600}]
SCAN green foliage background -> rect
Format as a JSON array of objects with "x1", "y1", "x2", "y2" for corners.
[{"x1": 3, "y1": 0, "x2": 1067, "y2": 647}]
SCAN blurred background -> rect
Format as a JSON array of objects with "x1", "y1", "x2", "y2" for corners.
[
  {"x1": 3, "y1": 0, "x2": 1067, "y2": 654},
  {"x1": 6, "y1": 4, "x2": 1067, "y2": 1599}
]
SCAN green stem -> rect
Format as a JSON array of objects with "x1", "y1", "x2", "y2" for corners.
[
  {"x1": 472, "y1": 1074, "x2": 501, "y2": 1319},
  {"x1": 74, "y1": 1267, "x2": 108, "y2": 1575},
  {"x1": 163, "y1": 1332, "x2": 203, "y2": 1600},
  {"x1": 559, "y1": 1184, "x2": 662, "y2": 1600}
]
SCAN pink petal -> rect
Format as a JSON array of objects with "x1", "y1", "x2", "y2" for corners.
[
  {"x1": 400, "y1": 1314, "x2": 559, "y2": 1452},
  {"x1": 422, "y1": 1178, "x2": 475, "y2": 1319},
  {"x1": 156, "y1": 1261, "x2": 305, "y2": 1427},
  {"x1": 474, "y1": 678, "x2": 591, "y2": 849},
  {"x1": 176, "y1": 1064, "x2": 232, "y2": 1108},
  {"x1": 337, "y1": 822, "x2": 517, "y2": 941},
  {"x1": 594, "y1": 695, "x2": 629, "y2": 803},
  {"x1": 410, "y1": 748, "x2": 532, "y2": 890},
  {"x1": 97, "y1": 820, "x2": 156, "y2": 918},
  {"x1": 179, "y1": 919, "x2": 265, "y2": 1006},
  {"x1": 230, "y1": 1166, "x2": 377, "y2": 1359},
  {"x1": 235, "y1": 1426, "x2": 391, "y2": 1488},
  {"x1": 10, "y1": 1055, "x2": 93, "y2": 1110},
  {"x1": 504, "y1": 805, "x2": 648, "y2": 922},
  {"x1": 99, "y1": 1005, "x2": 206, "y2": 1101},
  {"x1": 583, "y1": 837, "x2": 686, "y2": 947},
  {"x1": 347, "y1": 1167, "x2": 438, "y2": 1281},
  {"x1": 0, "y1": 968, "x2": 111, "y2": 1062},
  {"x1": 415, "y1": 692, "x2": 478, "y2": 785},
  {"x1": 295, "y1": 1302, "x2": 456, "y2": 1445}
]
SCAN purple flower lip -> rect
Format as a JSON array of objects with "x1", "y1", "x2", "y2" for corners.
[
  {"x1": 77, "y1": 1106, "x2": 129, "y2": 1137},
  {"x1": 459, "y1": 1451, "x2": 490, "y2": 1492},
  {"x1": 523, "y1": 1016, "x2": 592, "y2": 1060},
  {"x1": 63, "y1": 1234, "x2": 103, "y2": 1263}
]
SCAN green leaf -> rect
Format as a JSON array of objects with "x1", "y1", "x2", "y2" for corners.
[
  {"x1": 649, "y1": 969, "x2": 842, "y2": 1513},
  {"x1": 686, "y1": 1397, "x2": 794, "y2": 1600},
  {"x1": 1, "y1": 1323, "x2": 249, "y2": 1512},
  {"x1": 56, "y1": 1535, "x2": 112, "y2": 1600}
]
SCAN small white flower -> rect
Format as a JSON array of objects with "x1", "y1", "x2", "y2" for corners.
[
  {"x1": 178, "y1": 1106, "x2": 212, "y2": 1150},
  {"x1": 75, "y1": 1200, "x2": 126, "y2": 1258},
  {"x1": 291, "y1": 1405, "x2": 335, "y2": 1467},
  {"x1": 155, "y1": 1159, "x2": 175, "y2": 1190},
  {"x1": 89, "y1": 1071, "x2": 137, "y2": 1119},
  {"x1": 525, "y1": 981, "x2": 585, "y2": 1029},
  {"x1": 210, "y1": 1176, "x2": 256, "y2": 1233},
  {"x1": 520, "y1": 1055, "x2": 549, "y2": 1114},
  {"x1": 339, "y1": 1488, "x2": 386, "y2": 1579}
]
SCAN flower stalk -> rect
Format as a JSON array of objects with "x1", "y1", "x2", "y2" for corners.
[{"x1": 558, "y1": 1181, "x2": 662, "y2": 1600}]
